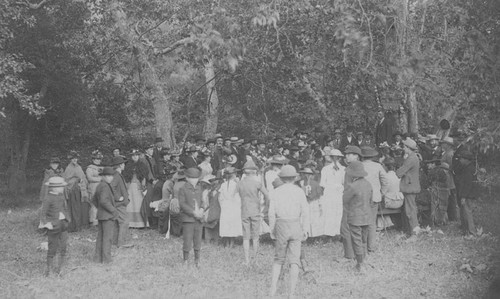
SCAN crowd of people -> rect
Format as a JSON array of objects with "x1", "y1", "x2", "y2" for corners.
[{"x1": 38, "y1": 112, "x2": 480, "y2": 297}]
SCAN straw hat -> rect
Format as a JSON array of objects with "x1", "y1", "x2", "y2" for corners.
[
  {"x1": 278, "y1": 165, "x2": 298, "y2": 178},
  {"x1": 439, "y1": 137, "x2": 454, "y2": 145},
  {"x1": 44, "y1": 176, "x2": 68, "y2": 187},
  {"x1": 324, "y1": 148, "x2": 344, "y2": 157},
  {"x1": 243, "y1": 160, "x2": 258, "y2": 170},
  {"x1": 344, "y1": 145, "x2": 362, "y2": 156},
  {"x1": 403, "y1": 139, "x2": 418, "y2": 150},
  {"x1": 299, "y1": 168, "x2": 314, "y2": 175}
]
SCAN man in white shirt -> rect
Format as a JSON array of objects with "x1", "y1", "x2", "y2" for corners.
[{"x1": 269, "y1": 165, "x2": 310, "y2": 298}]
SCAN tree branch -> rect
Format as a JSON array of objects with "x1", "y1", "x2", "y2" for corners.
[
  {"x1": 15, "y1": 0, "x2": 50, "y2": 9},
  {"x1": 157, "y1": 37, "x2": 194, "y2": 55}
]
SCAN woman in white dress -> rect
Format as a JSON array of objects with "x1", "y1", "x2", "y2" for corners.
[
  {"x1": 218, "y1": 166, "x2": 242, "y2": 247},
  {"x1": 319, "y1": 148, "x2": 345, "y2": 237},
  {"x1": 198, "y1": 153, "x2": 213, "y2": 180}
]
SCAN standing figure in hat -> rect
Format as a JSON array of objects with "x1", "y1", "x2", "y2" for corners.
[
  {"x1": 269, "y1": 165, "x2": 310, "y2": 298},
  {"x1": 340, "y1": 145, "x2": 362, "y2": 260},
  {"x1": 361, "y1": 146, "x2": 388, "y2": 253},
  {"x1": 63, "y1": 150, "x2": 90, "y2": 232},
  {"x1": 340, "y1": 126, "x2": 359, "y2": 150},
  {"x1": 265, "y1": 155, "x2": 288, "y2": 192},
  {"x1": 440, "y1": 137, "x2": 458, "y2": 221},
  {"x1": 426, "y1": 160, "x2": 450, "y2": 225},
  {"x1": 391, "y1": 131, "x2": 404, "y2": 149},
  {"x1": 203, "y1": 176, "x2": 224, "y2": 244},
  {"x1": 299, "y1": 168, "x2": 323, "y2": 238},
  {"x1": 110, "y1": 156, "x2": 131, "y2": 248},
  {"x1": 39, "y1": 157, "x2": 63, "y2": 202},
  {"x1": 40, "y1": 177, "x2": 70, "y2": 276},
  {"x1": 319, "y1": 148, "x2": 345, "y2": 237},
  {"x1": 178, "y1": 168, "x2": 204, "y2": 266},
  {"x1": 396, "y1": 139, "x2": 422, "y2": 236},
  {"x1": 427, "y1": 134, "x2": 442, "y2": 160},
  {"x1": 143, "y1": 144, "x2": 158, "y2": 182},
  {"x1": 183, "y1": 145, "x2": 200, "y2": 169},
  {"x1": 218, "y1": 166, "x2": 242, "y2": 247},
  {"x1": 123, "y1": 149, "x2": 149, "y2": 228},
  {"x1": 170, "y1": 170, "x2": 187, "y2": 237},
  {"x1": 86, "y1": 150, "x2": 104, "y2": 226},
  {"x1": 153, "y1": 137, "x2": 165, "y2": 177},
  {"x1": 168, "y1": 151, "x2": 184, "y2": 172},
  {"x1": 93, "y1": 167, "x2": 119, "y2": 264},
  {"x1": 453, "y1": 151, "x2": 478, "y2": 235},
  {"x1": 343, "y1": 161, "x2": 372, "y2": 273},
  {"x1": 375, "y1": 110, "x2": 395, "y2": 146},
  {"x1": 287, "y1": 146, "x2": 301, "y2": 171},
  {"x1": 157, "y1": 149, "x2": 172, "y2": 178},
  {"x1": 237, "y1": 160, "x2": 270, "y2": 266}
]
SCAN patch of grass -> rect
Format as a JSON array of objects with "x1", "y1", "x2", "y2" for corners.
[{"x1": 1, "y1": 198, "x2": 498, "y2": 299}]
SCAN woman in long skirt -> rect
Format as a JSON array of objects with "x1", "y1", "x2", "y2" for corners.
[
  {"x1": 218, "y1": 167, "x2": 242, "y2": 247},
  {"x1": 123, "y1": 149, "x2": 149, "y2": 228},
  {"x1": 319, "y1": 149, "x2": 345, "y2": 237},
  {"x1": 63, "y1": 151, "x2": 90, "y2": 232}
]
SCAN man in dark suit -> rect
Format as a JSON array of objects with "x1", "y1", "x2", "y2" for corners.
[
  {"x1": 453, "y1": 150, "x2": 478, "y2": 236},
  {"x1": 152, "y1": 137, "x2": 164, "y2": 176},
  {"x1": 93, "y1": 167, "x2": 119, "y2": 264},
  {"x1": 340, "y1": 126, "x2": 359, "y2": 151},
  {"x1": 183, "y1": 145, "x2": 199, "y2": 169},
  {"x1": 110, "y1": 156, "x2": 131, "y2": 248},
  {"x1": 375, "y1": 110, "x2": 395, "y2": 146}
]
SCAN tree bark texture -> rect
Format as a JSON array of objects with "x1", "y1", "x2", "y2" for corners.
[
  {"x1": 407, "y1": 85, "x2": 419, "y2": 133},
  {"x1": 202, "y1": 59, "x2": 219, "y2": 138},
  {"x1": 111, "y1": 1, "x2": 175, "y2": 148}
]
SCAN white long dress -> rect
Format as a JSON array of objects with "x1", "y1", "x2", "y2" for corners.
[
  {"x1": 319, "y1": 163, "x2": 345, "y2": 236},
  {"x1": 218, "y1": 179, "x2": 243, "y2": 237}
]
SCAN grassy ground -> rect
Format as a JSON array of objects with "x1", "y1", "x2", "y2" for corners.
[{"x1": 1, "y1": 198, "x2": 499, "y2": 299}]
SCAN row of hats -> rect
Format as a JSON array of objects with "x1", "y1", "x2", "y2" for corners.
[{"x1": 44, "y1": 166, "x2": 117, "y2": 187}]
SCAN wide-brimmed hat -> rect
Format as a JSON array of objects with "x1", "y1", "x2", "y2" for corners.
[
  {"x1": 440, "y1": 137, "x2": 454, "y2": 145},
  {"x1": 346, "y1": 161, "x2": 367, "y2": 178},
  {"x1": 334, "y1": 128, "x2": 342, "y2": 134},
  {"x1": 344, "y1": 145, "x2": 362, "y2": 156},
  {"x1": 230, "y1": 136, "x2": 239, "y2": 143},
  {"x1": 185, "y1": 167, "x2": 201, "y2": 178},
  {"x1": 427, "y1": 134, "x2": 439, "y2": 140},
  {"x1": 45, "y1": 176, "x2": 67, "y2": 187},
  {"x1": 243, "y1": 160, "x2": 258, "y2": 170},
  {"x1": 361, "y1": 146, "x2": 379, "y2": 158},
  {"x1": 214, "y1": 133, "x2": 223, "y2": 139},
  {"x1": 110, "y1": 156, "x2": 127, "y2": 166},
  {"x1": 403, "y1": 139, "x2": 418, "y2": 150},
  {"x1": 268, "y1": 155, "x2": 289, "y2": 165},
  {"x1": 91, "y1": 150, "x2": 103, "y2": 159},
  {"x1": 418, "y1": 134, "x2": 428, "y2": 143},
  {"x1": 324, "y1": 148, "x2": 344, "y2": 157},
  {"x1": 299, "y1": 168, "x2": 314, "y2": 175},
  {"x1": 278, "y1": 165, "x2": 298, "y2": 178},
  {"x1": 206, "y1": 139, "x2": 215, "y2": 145},
  {"x1": 155, "y1": 137, "x2": 164, "y2": 143},
  {"x1": 195, "y1": 137, "x2": 206, "y2": 143},
  {"x1": 49, "y1": 157, "x2": 61, "y2": 164},
  {"x1": 130, "y1": 149, "x2": 141, "y2": 156},
  {"x1": 100, "y1": 166, "x2": 115, "y2": 176},
  {"x1": 68, "y1": 150, "x2": 79, "y2": 159}
]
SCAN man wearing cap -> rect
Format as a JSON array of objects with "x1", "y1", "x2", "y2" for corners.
[
  {"x1": 110, "y1": 156, "x2": 131, "y2": 248},
  {"x1": 453, "y1": 151, "x2": 478, "y2": 235},
  {"x1": 93, "y1": 167, "x2": 119, "y2": 264},
  {"x1": 237, "y1": 160, "x2": 270, "y2": 266},
  {"x1": 343, "y1": 161, "x2": 373, "y2": 273},
  {"x1": 427, "y1": 134, "x2": 442, "y2": 160},
  {"x1": 40, "y1": 177, "x2": 70, "y2": 276},
  {"x1": 396, "y1": 138, "x2": 421, "y2": 235},
  {"x1": 332, "y1": 129, "x2": 342, "y2": 150},
  {"x1": 440, "y1": 137, "x2": 458, "y2": 221},
  {"x1": 269, "y1": 165, "x2": 310, "y2": 298},
  {"x1": 178, "y1": 168, "x2": 204, "y2": 266},
  {"x1": 361, "y1": 146, "x2": 388, "y2": 253},
  {"x1": 87, "y1": 150, "x2": 104, "y2": 226},
  {"x1": 265, "y1": 155, "x2": 288, "y2": 192}
]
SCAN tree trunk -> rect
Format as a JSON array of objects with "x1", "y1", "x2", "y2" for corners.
[
  {"x1": 111, "y1": 1, "x2": 175, "y2": 148},
  {"x1": 202, "y1": 59, "x2": 219, "y2": 138},
  {"x1": 406, "y1": 85, "x2": 419, "y2": 133}
]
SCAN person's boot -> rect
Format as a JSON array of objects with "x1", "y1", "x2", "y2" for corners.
[
  {"x1": 194, "y1": 250, "x2": 200, "y2": 268},
  {"x1": 55, "y1": 255, "x2": 65, "y2": 275},
  {"x1": 183, "y1": 251, "x2": 189, "y2": 265},
  {"x1": 45, "y1": 257, "x2": 53, "y2": 277},
  {"x1": 355, "y1": 254, "x2": 366, "y2": 274}
]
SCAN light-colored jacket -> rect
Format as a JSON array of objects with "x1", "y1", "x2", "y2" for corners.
[
  {"x1": 362, "y1": 160, "x2": 388, "y2": 203},
  {"x1": 396, "y1": 152, "x2": 421, "y2": 194}
]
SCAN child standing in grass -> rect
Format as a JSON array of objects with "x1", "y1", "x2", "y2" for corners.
[{"x1": 40, "y1": 176, "x2": 70, "y2": 276}]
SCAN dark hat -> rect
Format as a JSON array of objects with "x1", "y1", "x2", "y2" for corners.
[
  {"x1": 364, "y1": 130, "x2": 373, "y2": 136},
  {"x1": 242, "y1": 139, "x2": 251, "y2": 145},
  {"x1": 49, "y1": 157, "x2": 61, "y2": 164},
  {"x1": 68, "y1": 150, "x2": 79, "y2": 159},
  {"x1": 278, "y1": 165, "x2": 299, "y2": 178},
  {"x1": 185, "y1": 167, "x2": 201, "y2": 178},
  {"x1": 299, "y1": 168, "x2": 314, "y2": 175},
  {"x1": 346, "y1": 126, "x2": 354, "y2": 132},
  {"x1": 195, "y1": 137, "x2": 206, "y2": 143},
  {"x1": 100, "y1": 166, "x2": 115, "y2": 176},
  {"x1": 383, "y1": 157, "x2": 396, "y2": 167},
  {"x1": 289, "y1": 146, "x2": 300, "y2": 152},
  {"x1": 361, "y1": 146, "x2": 379, "y2": 158},
  {"x1": 356, "y1": 131, "x2": 364, "y2": 136},
  {"x1": 344, "y1": 145, "x2": 362, "y2": 156},
  {"x1": 91, "y1": 150, "x2": 103, "y2": 159},
  {"x1": 206, "y1": 139, "x2": 215, "y2": 145},
  {"x1": 346, "y1": 161, "x2": 367, "y2": 178},
  {"x1": 186, "y1": 145, "x2": 198, "y2": 153},
  {"x1": 110, "y1": 156, "x2": 127, "y2": 166},
  {"x1": 130, "y1": 149, "x2": 141, "y2": 155},
  {"x1": 440, "y1": 119, "x2": 451, "y2": 130},
  {"x1": 155, "y1": 137, "x2": 164, "y2": 143},
  {"x1": 257, "y1": 139, "x2": 266, "y2": 145}
]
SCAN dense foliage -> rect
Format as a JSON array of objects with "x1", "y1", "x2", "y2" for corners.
[{"x1": 0, "y1": 0, "x2": 499, "y2": 191}]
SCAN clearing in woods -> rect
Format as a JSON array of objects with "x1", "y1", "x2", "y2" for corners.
[{"x1": 0, "y1": 197, "x2": 499, "y2": 298}]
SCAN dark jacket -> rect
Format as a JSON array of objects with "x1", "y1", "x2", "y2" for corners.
[
  {"x1": 340, "y1": 135, "x2": 359, "y2": 151},
  {"x1": 178, "y1": 182, "x2": 203, "y2": 223},
  {"x1": 375, "y1": 117, "x2": 394, "y2": 146},
  {"x1": 111, "y1": 171, "x2": 129, "y2": 207},
  {"x1": 183, "y1": 156, "x2": 199, "y2": 169},
  {"x1": 342, "y1": 178, "x2": 373, "y2": 226},
  {"x1": 454, "y1": 161, "x2": 478, "y2": 199},
  {"x1": 94, "y1": 181, "x2": 118, "y2": 221},
  {"x1": 396, "y1": 151, "x2": 421, "y2": 194},
  {"x1": 41, "y1": 192, "x2": 70, "y2": 230}
]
